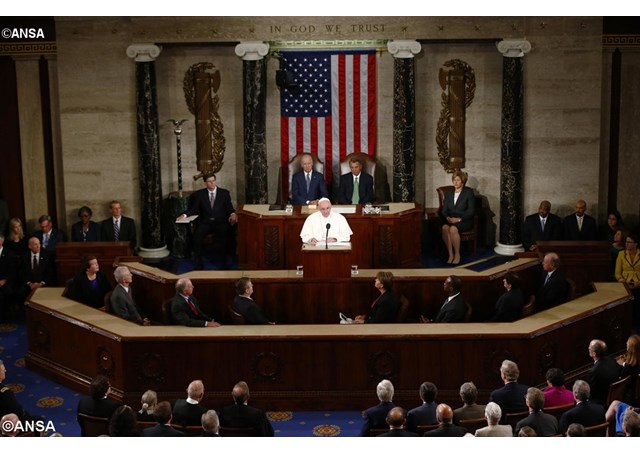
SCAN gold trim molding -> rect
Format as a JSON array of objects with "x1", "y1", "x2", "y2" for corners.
[
  {"x1": 603, "y1": 35, "x2": 640, "y2": 48},
  {"x1": 269, "y1": 39, "x2": 388, "y2": 51},
  {"x1": 0, "y1": 41, "x2": 57, "y2": 56}
]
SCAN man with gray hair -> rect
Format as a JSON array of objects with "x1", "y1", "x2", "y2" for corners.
[
  {"x1": 170, "y1": 278, "x2": 219, "y2": 327},
  {"x1": 110, "y1": 266, "x2": 149, "y2": 325},
  {"x1": 536, "y1": 252, "x2": 569, "y2": 311},
  {"x1": 0, "y1": 413, "x2": 19, "y2": 437},
  {"x1": 201, "y1": 410, "x2": 220, "y2": 436},
  {"x1": 559, "y1": 380, "x2": 605, "y2": 434},
  {"x1": 515, "y1": 387, "x2": 559, "y2": 436},
  {"x1": 172, "y1": 379, "x2": 208, "y2": 427},
  {"x1": 359, "y1": 379, "x2": 395, "y2": 436},
  {"x1": 453, "y1": 381, "x2": 486, "y2": 424},
  {"x1": 474, "y1": 402, "x2": 512, "y2": 437},
  {"x1": 488, "y1": 359, "x2": 528, "y2": 422},
  {"x1": 300, "y1": 198, "x2": 353, "y2": 245}
]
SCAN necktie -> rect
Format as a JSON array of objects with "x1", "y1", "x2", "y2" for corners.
[
  {"x1": 577, "y1": 216, "x2": 583, "y2": 231},
  {"x1": 113, "y1": 219, "x2": 120, "y2": 241},
  {"x1": 186, "y1": 297, "x2": 199, "y2": 316},
  {"x1": 352, "y1": 176, "x2": 359, "y2": 204},
  {"x1": 209, "y1": 191, "x2": 215, "y2": 209},
  {"x1": 306, "y1": 172, "x2": 311, "y2": 192},
  {"x1": 32, "y1": 254, "x2": 40, "y2": 281},
  {"x1": 43, "y1": 233, "x2": 49, "y2": 248},
  {"x1": 544, "y1": 273, "x2": 551, "y2": 285},
  {"x1": 541, "y1": 218, "x2": 546, "y2": 232}
]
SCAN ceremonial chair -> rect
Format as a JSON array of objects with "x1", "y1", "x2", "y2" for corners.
[
  {"x1": 415, "y1": 423, "x2": 440, "y2": 435},
  {"x1": 219, "y1": 426, "x2": 257, "y2": 437},
  {"x1": 458, "y1": 416, "x2": 487, "y2": 434},
  {"x1": 161, "y1": 298, "x2": 174, "y2": 325},
  {"x1": 606, "y1": 375, "x2": 631, "y2": 407},
  {"x1": 396, "y1": 295, "x2": 410, "y2": 323},
  {"x1": 584, "y1": 421, "x2": 609, "y2": 437},
  {"x1": 566, "y1": 277, "x2": 577, "y2": 300},
  {"x1": 275, "y1": 153, "x2": 325, "y2": 205},
  {"x1": 544, "y1": 402, "x2": 575, "y2": 423},
  {"x1": 520, "y1": 295, "x2": 536, "y2": 319},
  {"x1": 464, "y1": 303, "x2": 473, "y2": 322},
  {"x1": 339, "y1": 152, "x2": 390, "y2": 203},
  {"x1": 77, "y1": 413, "x2": 110, "y2": 437},
  {"x1": 504, "y1": 410, "x2": 529, "y2": 433},
  {"x1": 436, "y1": 185, "x2": 479, "y2": 255},
  {"x1": 227, "y1": 304, "x2": 246, "y2": 325},
  {"x1": 103, "y1": 290, "x2": 113, "y2": 313}
]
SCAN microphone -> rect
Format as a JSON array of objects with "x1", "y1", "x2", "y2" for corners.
[{"x1": 325, "y1": 223, "x2": 331, "y2": 249}]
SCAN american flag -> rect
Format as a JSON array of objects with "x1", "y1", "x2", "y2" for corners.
[{"x1": 280, "y1": 50, "x2": 377, "y2": 193}]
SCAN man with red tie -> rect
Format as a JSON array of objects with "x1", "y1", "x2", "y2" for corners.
[{"x1": 170, "y1": 278, "x2": 220, "y2": 327}]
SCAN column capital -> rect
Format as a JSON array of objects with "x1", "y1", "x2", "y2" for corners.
[
  {"x1": 126, "y1": 44, "x2": 162, "y2": 62},
  {"x1": 387, "y1": 40, "x2": 421, "y2": 59},
  {"x1": 235, "y1": 41, "x2": 269, "y2": 61},
  {"x1": 496, "y1": 39, "x2": 531, "y2": 58}
]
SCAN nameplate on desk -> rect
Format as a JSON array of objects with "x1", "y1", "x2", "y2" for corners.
[
  {"x1": 332, "y1": 206, "x2": 357, "y2": 214},
  {"x1": 303, "y1": 242, "x2": 352, "y2": 250},
  {"x1": 374, "y1": 205, "x2": 390, "y2": 211},
  {"x1": 268, "y1": 205, "x2": 286, "y2": 212}
]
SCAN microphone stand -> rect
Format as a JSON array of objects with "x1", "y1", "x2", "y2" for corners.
[{"x1": 325, "y1": 223, "x2": 330, "y2": 250}]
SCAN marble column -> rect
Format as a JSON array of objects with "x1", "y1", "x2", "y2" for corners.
[
  {"x1": 387, "y1": 40, "x2": 421, "y2": 202},
  {"x1": 494, "y1": 39, "x2": 531, "y2": 256},
  {"x1": 235, "y1": 41, "x2": 269, "y2": 204},
  {"x1": 126, "y1": 44, "x2": 169, "y2": 260}
]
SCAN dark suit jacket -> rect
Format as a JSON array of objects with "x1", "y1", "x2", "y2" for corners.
[
  {"x1": 359, "y1": 401, "x2": 395, "y2": 436},
  {"x1": 233, "y1": 295, "x2": 270, "y2": 325},
  {"x1": 515, "y1": 411, "x2": 559, "y2": 436},
  {"x1": 33, "y1": 228, "x2": 66, "y2": 253},
  {"x1": 101, "y1": 216, "x2": 137, "y2": 250},
  {"x1": 559, "y1": 401, "x2": 606, "y2": 434},
  {"x1": 219, "y1": 403, "x2": 274, "y2": 437},
  {"x1": 522, "y1": 213, "x2": 562, "y2": 250},
  {"x1": 77, "y1": 396, "x2": 121, "y2": 420},
  {"x1": 562, "y1": 214, "x2": 597, "y2": 241},
  {"x1": 422, "y1": 424, "x2": 467, "y2": 437},
  {"x1": 336, "y1": 172, "x2": 374, "y2": 205},
  {"x1": 406, "y1": 401, "x2": 437, "y2": 432},
  {"x1": 0, "y1": 247, "x2": 16, "y2": 289},
  {"x1": 171, "y1": 293, "x2": 213, "y2": 327},
  {"x1": 587, "y1": 356, "x2": 621, "y2": 404},
  {"x1": 185, "y1": 187, "x2": 235, "y2": 223},
  {"x1": 441, "y1": 186, "x2": 475, "y2": 232},
  {"x1": 142, "y1": 424, "x2": 186, "y2": 437},
  {"x1": 110, "y1": 284, "x2": 145, "y2": 324},
  {"x1": 172, "y1": 399, "x2": 207, "y2": 427},
  {"x1": 20, "y1": 250, "x2": 56, "y2": 288},
  {"x1": 489, "y1": 381, "x2": 529, "y2": 421},
  {"x1": 536, "y1": 268, "x2": 569, "y2": 311},
  {"x1": 290, "y1": 170, "x2": 328, "y2": 205},
  {"x1": 452, "y1": 404, "x2": 486, "y2": 424},
  {"x1": 0, "y1": 385, "x2": 26, "y2": 419},
  {"x1": 365, "y1": 291, "x2": 399, "y2": 324},
  {"x1": 70, "y1": 271, "x2": 111, "y2": 309},
  {"x1": 489, "y1": 288, "x2": 525, "y2": 322},
  {"x1": 378, "y1": 428, "x2": 419, "y2": 437},
  {"x1": 71, "y1": 220, "x2": 101, "y2": 242},
  {"x1": 434, "y1": 294, "x2": 467, "y2": 323}
]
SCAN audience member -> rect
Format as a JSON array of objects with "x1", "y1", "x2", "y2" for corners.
[
  {"x1": 69, "y1": 255, "x2": 111, "y2": 309},
  {"x1": 354, "y1": 271, "x2": 399, "y2": 324},
  {"x1": 514, "y1": 387, "x2": 559, "y2": 436},
  {"x1": 0, "y1": 199, "x2": 8, "y2": 237},
  {"x1": 171, "y1": 278, "x2": 219, "y2": 327},
  {"x1": 378, "y1": 407, "x2": 418, "y2": 437},
  {"x1": 474, "y1": 402, "x2": 512, "y2": 437},
  {"x1": 76, "y1": 375, "x2": 122, "y2": 431},
  {"x1": 219, "y1": 381, "x2": 274, "y2": 437},
  {"x1": 17, "y1": 237, "x2": 56, "y2": 304},
  {"x1": 605, "y1": 399, "x2": 637, "y2": 435},
  {"x1": 359, "y1": 379, "x2": 395, "y2": 436},
  {"x1": 610, "y1": 228, "x2": 627, "y2": 270},
  {"x1": 440, "y1": 170, "x2": 475, "y2": 265},
  {"x1": 453, "y1": 381, "x2": 486, "y2": 424},
  {"x1": 201, "y1": 410, "x2": 220, "y2": 437},
  {"x1": 71, "y1": 206, "x2": 101, "y2": 242},
  {"x1": 565, "y1": 422, "x2": 586, "y2": 437},
  {"x1": 232, "y1": 277, "x2": 272, "y2": 325},
  {"x1": 421, "y1": 275, "x2": 467, "y2": 323},
  {"x1": 559, "y1": 380, "x2": 605, "y2": 434},
  {"x1": 422, "y1": 403, "x2": 467, "y2": 437},
  {"x1": 101, "y1": 200, "x2": 137, "y2": 251},
  {"x1": 108, "y1": 405, "x2": 140, "y2": 437},
  {"x1": 0, "y1": 359, "x2": 27, "y2": 419},
  {"x1": 172, "y1": 379, "x2": 208, "y2": 427},
  {"x1": 587, "y1": 338, "x2": 620, "y2": 405},
  {"x1": 142, "y1": 401, "x2": 184, "y2": 437},
  {"x1": 406, "y1": 381, "x2": 438, "y2": 433},
  {"x1": 599, "y1": 210, "x2": 625, "y2": 243},
  {"x1": 0, "y1": 413, "x2": 19, "y2": 437},
  {"x1": 33, "y1": 214, "x2": 66, "y2": 255},
  {"x1": 622, "y1": 406, "x2": 640, "y2": 436},
  {"x1": 517, "y1": 426, "x2": 537, "y2": 437},
  {"x1": 176, "y1": 173, "x2": 237, "y2": 269},
  {"x1": 4, "y1": 218, "x2": 28, "y2": 257},
  {"x1": 543, "y1": 368, "x2": 575, "y2": 408},
  {"x1": 290, "y1": 153, "x2": 329, "y2": 206},
  {"x1": 110, "y1": 266, "x2": 149, "y2": 325},
  {"x1": 489, "y1": 272, "x2": 525, "y2": 322},
  {"x1": 616, "y1": 334, "x2": 640, "y2": 404},
  {"x1": 522, "y1": 200, "x2": 562, "y2": 252},
  {"x1": 563, "y1": 199, "x2": 597, "y2": 241},
  {"x1": 336, "y1": 156, "x2": 374, "y2": 205},
  {"x1": 138, "y1": 390, "x2": 157, "y2": 422},
  {"x1": 0, "y1": 234, "x2": 17, "y2": 322},
  {"x1": 536, "y1": 252, "x2": 570, "y2": 311},
  {"x1": 300, "y1": 198, "x2": 353, "y2": 245},
  {"x1": 488, "y1": 359, "x2": 528, "y2": 422},
  {"x1": 615, "y1": 233, "x2": 640, "y2": 303}
]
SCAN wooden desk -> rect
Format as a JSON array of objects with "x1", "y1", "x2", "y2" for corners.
[
  {"x1": 301, "y1": 243, "x2": 352, "y2": 279},
  {"x1": 55, "y1": 241, "x2": 133, "y2": 286},
  {"x1": 236, "y1": 203, "x2": 422, "y2": 270}
]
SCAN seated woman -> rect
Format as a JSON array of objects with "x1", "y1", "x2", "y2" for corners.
[
  {"x1": 489, "y1": 272, "x2": 525, "y2": 322},
  {"x1": 354, "y1": 271, "x2": 399, "y2": 324},
  {"x1": 69, "y1": 255, "x2": 112, "y2": 309},
  {"x1": 441, "y1": 170, "x2": 475, "y2": 265},
  {"x1": 617, "y1": 334, "x2": 640, "y2": 405},
  {"x1": 71, "y1": 206, "x2": 101, "y2": 242},
  {"x1": 137, "y1": 389, "x2": 157, "y2": 422},
  {"x1": 610, "y1": 228, "x2": 627, "y2": 272},
  {"x1": 4, "y1": 218, "x2": 28, "y2": 257},
  {"x1": 615, "y1": 234, "x2": 640, "y2": 325},
  {"x1": 600, "y1": 210, "x2": 625, "y2": 243}
]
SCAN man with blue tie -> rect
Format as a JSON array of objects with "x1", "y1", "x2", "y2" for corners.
[
  {"x1": 290, "y1": 153, "x2": 329, "y2": 205},
  {"x1": 336, "y1": 156, "x2": 374, "y2": 205}
]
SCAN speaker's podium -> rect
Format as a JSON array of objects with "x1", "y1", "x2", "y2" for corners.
[{"x1": 301, "y1": 242, "x2": 352, "y2": 279}]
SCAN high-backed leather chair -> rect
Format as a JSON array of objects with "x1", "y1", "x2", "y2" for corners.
[
  {"x1": 436, "y1": 185, "x2": 479, "y2": 255},
  {"x1": 339, "y1": 152, "x2": 391, "y2": 203},
  {"x1": 285, "y1": 154, "x2": 324, "y2": 203}
]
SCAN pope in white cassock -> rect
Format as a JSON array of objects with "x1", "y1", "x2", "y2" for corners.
[{"x1": 300, "y1": 198, "x2": 353, "y2": 245}]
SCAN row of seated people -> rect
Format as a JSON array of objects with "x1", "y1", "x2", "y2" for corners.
[{"x1": 75, "y1": 376, "x2": 273, "y2": 437}]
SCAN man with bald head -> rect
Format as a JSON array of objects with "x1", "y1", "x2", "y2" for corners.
[
  {"x1": 536, "y1": 252, "x2": 570, "y2": 311},
  {"x1": 300, "y1": 198, "x2": 353, "y2": 245},
  {"x1": 587, "y1": 339, "x2": 620, "y2": 405},
  {"x1": 378, "y1": 407, "x2": 418, "y2": 437},
  {"x1": 219, "y1": 381, "x2": 274, "y2": 436},
  {"x1": 172, "y1": 379, "x2": 208, "y2": 427},
  {"x1": 170, "y1": 278, "x2": 220, "y2": 327},
  {"x1": 563, "y1": 199, "x2": 597, "y2": 241},
  {"x1": 0, "y1": 413, "x2": 19, "y2": 437},
  {"x1": 422, "y1": 404, "x2": 467, "y2": 437},
  {"x1": 522, "y1": 200, "x2": 561, "y2": 251}
]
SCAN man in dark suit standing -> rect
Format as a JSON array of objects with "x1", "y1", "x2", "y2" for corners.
[
  {"x1": 489, "y1": 359, "x2": 529, "y2": 423},
  {"x1": 170, "y1": 278, "x2": 220, "y2": 327},
  {"x1": 422, "y1": 404, "x2": 467, "y2": 437},
  {"x1": 378, "y1": 407, "x2": 419, "y2": 437},
  {"x1": 522, "y1": 200, "x2": 562, "y2": 251},
  {"x1": 100, "y1": 200, "x2": 137, "y2": 251},
  {"x1": 17, "y1": 237, "x2": 56, "y2": 304},
  {"x1": 563, "y1": 199, "x2": 597, "y2": 241},
  {"x1": 32, "y1": 214, "x2": 66, "y2": 254},
  {"x1": 421, "y1": 275, "x2": 467, "y2": 323},
  {"x1": 536, "y1": 252, "x2": 570, "y2": 311},
  {"x1": 336, "y1": 156, "x2": 374, "y2": 205},
  {"x1": 587, "y1": 339, "x2": 621, "y2": 405},
  {"x1": 176, "y1": 172, "x2": 237, "y2": 269},
  {"x1": 110, "y1": 266, "x2": 150, "y2": 325},
  {"x1": 142, "y1": 401, "x2": 185, "y2": 437},
  {"x1": 219, "y1": 381, "x2": 274, "y2": 437},
  {"x1": 559, "y1": 380, "x2": 606, "y2": 434},
  {"x1": 232, "y1": 277, "x2": 272, "y2": 325},
  {"x1": 290, "y1": 153, "x2": 329, "y2": 205}
]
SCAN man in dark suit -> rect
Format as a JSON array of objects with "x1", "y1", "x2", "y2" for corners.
[
  {"x1": 406, "y1": 381, "x2": 438, "y2": 433},
  {"x1": 378, "y1": 407, "x2": 419, "y2": 437},
  {"x1": 16, "y1": 237, "x2": 56, "y2": 304},
  {"x1": 452, "y1": 381, "x2": 486, "y2": 424},
  {"x1": 100, "y1": 200, "x2": 137, "y2": 250},
  {"x1": 422, "y1": 275, "x2": 467, "y2": 323},
  {"x1": 143, "y1": 401, "x2": 185, "y2": 437},
  {"x1": 359, "y1": 379, "x2": 395, "y2": 436},
  {"x1": 562, "y1": 199, "x2": 597, "y2": 241},
  {"x1": 0, "y1": 234, "x2": 17, "y2": 322},
  {"x1": 219, "y1": 381, "x2": 274, "y2": 437},
  {"x1": 201, "y1": 410, "x2": 220, "y2": 437},
  {"x1": 536, "y1": 252, "x2": 570, "y2": 311},
  {"x1": 172, "y1": 380, "x2": 208, "y2": 427},
  {"x1": 176, "y1": 172, "x2": 237, "y2": 269},
  {"x1": 32, "y1": 214, "x2": 66, "y2": 254},
  {"x1": 489, "y1": 359, "x2": 529, "y2": 423},
  {"x1": 522, "y1": 200, "x2": 562, "y2": 251},
  {"x1": 170, "y1": 278, "x2": 220, "y2": 327},
  {"x1": 110, "y1": 266, "x2": 150, "y2": 325},
  {"x1": 587, "y1": 339, "x2": 621, "y2": 405},
  {"x1": 336, "y1": 156, "x2": 374, "y2": 205},
  {"x1": 514, "y1": 388, "x2": 559, "y2": 436},
  {"x1": 232, "y1": 277, "x2": 272, "y2": 325},
  {"x1": 559, "y1": 380, "x2": 606, "y2": 434},
  {"x1": 76, "y1": 375, "x2": 121, "y2": 435},
  {"x1": 422, "y1": 404, "x2": 467, "y2": 437},
  {"x1": 290, "y1": 153, "x2": 329, "y2": 205}
]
